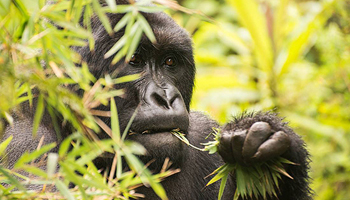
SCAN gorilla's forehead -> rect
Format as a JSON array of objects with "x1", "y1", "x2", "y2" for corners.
[{"x1": 143, "y1": 12, "x2": 193, "y2": 52}]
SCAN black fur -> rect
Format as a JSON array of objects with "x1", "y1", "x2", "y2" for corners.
[{"x1": 1, "y1": 2, "x2": 312, "y2": 199}]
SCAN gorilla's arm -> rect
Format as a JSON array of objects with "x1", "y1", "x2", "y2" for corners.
[
  {"x1": 218, "y1": 112, "x2": 312, "y2": 200},
  {"x1": 1, "y1": 104, "x2": 59, "y2": 169}
]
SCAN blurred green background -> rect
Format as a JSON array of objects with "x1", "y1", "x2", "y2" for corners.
[
  {"x1": 172, "y1": 0, "x2": 350, "y2": 199},
  {"x1": 1, "y1": 0, "x2": 349, "y2": 199}
]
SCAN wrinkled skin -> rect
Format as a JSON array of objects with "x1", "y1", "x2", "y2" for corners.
[{"x1": 1, "y1": 1, "x2": 312, "y2": 199}]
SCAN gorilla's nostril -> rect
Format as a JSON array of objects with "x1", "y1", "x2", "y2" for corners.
[
  {"x1": 170, "y1": 94, "x2": 180, "y2": 108},
  {"x1": 151, "y1": 93, "x2": 170, "y2": 109}
]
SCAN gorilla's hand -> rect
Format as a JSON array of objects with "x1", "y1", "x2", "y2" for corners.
[{"x1": 217, "y1": 121, "x2": 291, "y2": 165}]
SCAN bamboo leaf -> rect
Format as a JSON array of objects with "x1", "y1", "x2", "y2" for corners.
[
  {"x1": 206, "y1": 164, "x2": 235, "y2": 186},
  {"x1": 58, "y1": 135, "x2": 73, "y2": 157},
  {"x1": 226, "y1": 0, "x2": 273, "y2": 71},
  {"x1": 121, "y1": 108, "x2": 138, "y2": 141},
  {"x1": 105, "y1": 0, "x2": 117, "y2": 12},
  {"x1": 137, "y1": 13, "x2": 156, "y2": 43},
  {"x1": 125, "y1": 28, "x2": 143, "y2": 61},
  {"x1": 92, "y1": 0, "x2": 113, "y2": 35},
  {"x1": 0, "y1": 167, "x2": 26, "y2": 191},
  {"x1": 47, "y1": 153, "x2": 58, "y2": 178},
  {"x1": 55, "y1": 21, "x2": 93, "y2": 39},
  {"x1": 32, "y1": 94, "x2": 45, "y2": 137},
  {"x1": 123, "y1": 149, "x2": 168, "y2": 200},
  {"x1": 55, "y1": 179, "x2": 75, "y2": 200},
  {"x1": 104, "y1": 35, "x2": 127, "y2": 59},
  {"x1": 20, "y1": 165, "x2": 48, "y2": 178},
  {"x1": 14, "y1": 143, "x2": 57, "y2": 168},
  {"x1": 103, "y1": 5, "x2": 133, "y2": 13},
  {"x1": 110, "y1": 97, "x2": 121, "y2": 140},
  {"x1": 114, "y1": 12, "x2": 131, "y2": 32},
  {"x1": 12, "y1": 0, "x2": 29, "y2": 18},
  {"x1": 218, "y1": 173, "x2": 228, "y2": 200},
  {"x1": 0, "y1": 136, "x2": 12, "y2": 157},
  {"x1": 138, "y1": 5, "x2": 166, "y2": 13},
  {"x1": 111, "y1": 46, "x2": 128, "y2": 65},
  {"x1": 114, "y1": 74, "x2": 140, "y2": 84},
  {"x1": 274, "y1": 11, "x2": 322, "y2": 76}
]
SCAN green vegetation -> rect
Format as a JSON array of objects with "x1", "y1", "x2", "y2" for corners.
[
  {"x1": 1, "y1": 0, "x2": 350, "y2": 199},
  {"x1": 0, "y1": 0, "x2": 177, "y2": 199}
]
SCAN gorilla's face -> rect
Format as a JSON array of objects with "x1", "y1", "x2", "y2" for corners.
[
  {"x1": 78, "y1": 12, "x2": 195, "y2": 161},
  {"x1": 122, "y1": 13, "x2": 195, "y2": 150}
]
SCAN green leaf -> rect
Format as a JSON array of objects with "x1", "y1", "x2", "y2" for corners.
[
  {"x1": 124, "y1": 150, "x2": 168, "y2": 200},
  {"x1": 226, "y1": 0, "x2": 273, "y2": 71},
  {"x1": 55, "y1": 179, "x2": 75, "y2": 200},
  {"x1": 32, "y1": 94, "x2": 45, "y2": 137},
  {"x1": 0, "y1": 135, "x2": 12, "y2": 157},
  {"x1": 76, "y1": 148, "x2": 104, "y2": 166},
  {"x1": 60, "y1": 162, "x2": 88, "y2": 200},
  {"x1": 206, "y1": 164, "x2": 235, "y2": 186},
  {"x1": 14, "y1": 143, "x2": 57, "y2": 168},
  {"x1": 121, "y1": 108, "x2": 138, "y2": 141},
  {"x1": 111, "y1": 46, "x2": 128, "y2": 65},
  {"x1": 0, "y1": 0, "x2": 11, "y2": 16},
  {"x1": 103, "y1": 5, "x2": 133, "y2": 13},
  {"x1": 55, "y1": 21, "x2": 93, "y2": 39},
  {"x1": 124, "y1": 141, "x2": 147, "y2": 155},
  {"x1": 137, "y1": 13, "x2": 156, "y2": 43},
  {"x1": 114, "y1": 74, "x2": 140, "y2": 84},
  {"x1": 114, "y1": 12, "x2": 131, "y2": 32},
  {"x1": 21, "y1": 14, "x2": 35, "y2": 43},
  {"x1": 59, "y1": 135, "x2": 73, "y2": 157},
  {"x1": 72, "y1": 0, "x2": 84, "y2": 24},
  {"x1": 47, "y1": 153, "x2": 59, "y2": 178},
  {"x1": 92, "y1": 0, "x2": 113, "y2": 35},
  {"x1": 105, "y1": 0, "x2": 117, "y2": 12},
  {"x1": 218, "y1": 173, "x2": 228, "y2": 200},
  {"x1": 0, "y1": 166, "x2": 26, "y2": 191},
  {"x1": 137, "y1": 5, "x2": 166, "y2": 13},
  {"x1": 20, "y1": 165, "x2": 48, "y2": 179},
  {"x1": 274, "y1": 11, "x2": 323, "y2": 76},
  {"x1": 125, "y1": 28, "x2": 143, "y2": 61},
  {"x1": 12, "y1": 0, "x2": 29, "y2": 18},
  {"x1": 104, "y1": 35, "x2": 127, "y2": 59},
  {"x1": 25, "y1": 83, "x2": 33, "y2": 107},
  {"x1": 47, "y1": 105, "x2": 62, "y2": 141},
  {"x1": 110, "y1": 97, "x2": 121, "y2": 140}
]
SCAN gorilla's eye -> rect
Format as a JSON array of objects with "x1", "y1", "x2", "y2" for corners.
[
  {"x1": 129, "y1": 54, "x2": 143, "y2": 66},
  {"x1": 165, "y1": 57, "x2": 176, "y2": 67}
]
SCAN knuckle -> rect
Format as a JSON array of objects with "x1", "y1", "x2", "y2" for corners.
[{"x1": 250, "y1": 122, "x2": 271, "y2": 133}]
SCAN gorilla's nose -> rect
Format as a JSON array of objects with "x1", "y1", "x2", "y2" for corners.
[
  {"x1": 146, "y1": 82, "x2": 181, "y2": 110},
  {"x1": 132, "y1": 81, "x2": 189, "y2": 133}
]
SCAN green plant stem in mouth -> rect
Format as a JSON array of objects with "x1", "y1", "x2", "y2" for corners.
[{"x1": 170, "y1": 131, "x2": 206, "y2": 151}]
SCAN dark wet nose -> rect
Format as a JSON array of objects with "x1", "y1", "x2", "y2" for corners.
[
  {"x1": 132, "y1": 81, "x2": 189, "y2": 133},
  {"x1": 146, "y1": 82, "x2": 182, "y2": 110}
]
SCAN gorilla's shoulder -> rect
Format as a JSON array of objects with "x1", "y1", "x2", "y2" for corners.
[
  {"x1": 188, "y1": 111, "x2": 219, "y2": 144},
  {"x1": 189, "y1": 111, "x2": 218, "y2": 127}
]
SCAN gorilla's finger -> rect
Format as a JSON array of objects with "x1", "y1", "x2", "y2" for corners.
[
  {"x1": 252, "y1": 131, "x2": 291, "y2": 163},
  {"x1": 231, "y1": 130, "x2": 247, "y2": 164},
  {"x1": 217, "y1": 131, "x2": 235, "y2": 163},
  {"x1": 242, "y1": 122, "x2": 272, "y2": 160}
]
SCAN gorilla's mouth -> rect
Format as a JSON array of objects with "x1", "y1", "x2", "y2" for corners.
[
  {"x1": 127, "y1": 126, "x2": 186, "y2": 151},
  {"x1": 128, "y1": 128, "x2": 183, "y2": 135},
  {"x1": 128, "y1": 107, "x2": 190, "y2": 136}
]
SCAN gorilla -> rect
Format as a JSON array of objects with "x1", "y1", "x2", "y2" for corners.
[{"x1": 1, "y1": 1, "x2": 312, "y2": 199}]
